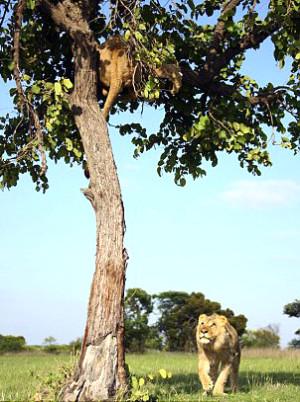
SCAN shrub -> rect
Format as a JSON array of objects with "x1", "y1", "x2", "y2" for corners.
[
  {"x1": 241, "y1": 325, "x2": 280, "y2": 349},
  {"x1": 0, "y1": 335, "x2": 26, "y2": 353}
]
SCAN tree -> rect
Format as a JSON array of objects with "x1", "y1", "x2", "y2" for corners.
[
  {"x1": 284, "y1": 299, "x2": 300, "y2": 348},
  {"x1": 0, "y1": 335, "x2": 26, "y2": 353},
  {"x1": 288, "y1": 329, "x2": 300, "y2": 349},
  {"x1": 69, "y1": 337, "x2": 83, "y2": 355},
  {"x1": 284, "y1": 300, "x2": 300, "y2": 318},
  {"x1": 241, "y1": 325, "x2": 280, "y2": 348},
  {"x1": 124, "y1": 288, "x2": 153, "y2": 353},
  {"x1": 43, "y1": 335, "x2": 59, "y2": 353},
  {"x1": 43, "y1": 336, "x2": 57, "y2": 345},
  {"x1": 155, "y1": 291, "x2": 247, "y2": 351},
  {"x1": 1, "y1": 0, "x2": 299, "y2": 400}
]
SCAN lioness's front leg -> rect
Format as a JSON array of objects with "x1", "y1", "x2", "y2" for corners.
[
  {"x1": 213, "y1": 363, "x2": 231, "y2": 396},
  {"x1": 198, "y1": 358, "x2": 214, "y2": 395}
]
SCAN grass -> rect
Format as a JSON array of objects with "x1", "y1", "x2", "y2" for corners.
[
  {"x1": 0, "y1": 349, "x2": 300, "y2": 401},
  {"x1": 0, "y1": 353, "x2": 76, "y2": 401}
]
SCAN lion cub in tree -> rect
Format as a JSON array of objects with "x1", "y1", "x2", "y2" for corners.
[
  {"x1": 196, "y1": 314, "x2": 240, "y2": 396},
  {"x1": 97, "y1": 36, "x2": 182, "y2": 119}
]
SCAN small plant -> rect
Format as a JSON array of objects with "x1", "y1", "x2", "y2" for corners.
[
  {"x1": 32, "y1": 363, "x2": 74, "y2": 402},
  {"x1": 125, "y1": 368, "x2": 172, "y2": 402}
]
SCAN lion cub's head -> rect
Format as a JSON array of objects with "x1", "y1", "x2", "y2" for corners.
[{"x1": 196, "y1": 313, "x2": 228, "y2": 345}]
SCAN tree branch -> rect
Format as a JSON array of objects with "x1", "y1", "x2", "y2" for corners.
[
  {"x1": 205, "y1": 0, "x2": 243, "y2": 75},
  {"x1": 39, "y1": 0, "x2": 92, "y2": 34},
  {"x1": 13, "y1": 0, "x2": 47, "y2": 174},
  {"x1": 208, "y1": 0, "x2": 242, "y2": 56},
  {"x1": 180, "y1": 64, "x2": 288, "y2": 107},
  {"x1": 204, "y1": 16, "x2": 281, "y2": 81}
]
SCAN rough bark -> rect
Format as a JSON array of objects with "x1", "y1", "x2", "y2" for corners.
[
  {"x1": 38, "y1": 1, "x2": 128, "y2": 400},
  {"x1": 56, "y1": 20, "x2": 127, "y2": 402}
]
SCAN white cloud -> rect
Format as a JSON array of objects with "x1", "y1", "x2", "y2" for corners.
[{"x1": 220, "y1": 179, "x2": 300, "y2": 208}]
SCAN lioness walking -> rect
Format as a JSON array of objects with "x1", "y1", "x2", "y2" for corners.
[{"x1": 196, "y1": 313, "x2": 240, "y2": 396}]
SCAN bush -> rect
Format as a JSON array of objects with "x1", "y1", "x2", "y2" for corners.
[
  {"x1": 44, "y1": 344, "x2": 59, "y2": 354},
  {"x1": 241, "y1": 325, "x2": 280, "y2": 349},
  {"x1": 0, "y1": 335, "x2": 26, "y2": 353},
  {"x1": 69, "y1": 338, "x2": 82, "y2": 355}
]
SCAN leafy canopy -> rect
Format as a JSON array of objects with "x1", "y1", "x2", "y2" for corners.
[
  {"x1": 154, "y1": 291, "x2": 247, "y2": 351},
  {"x1": 284, "y1": 299, "x2": 300, "y2": 347},
  {"x1": 0, "y1": 0, "x2": 300, "y2": 190},
  {"x1": 284, "y1": 299, "x2": 300, "y2": 318},
  {"x1": 125, "y1": 288, "x2": 153, "y2": 352}
]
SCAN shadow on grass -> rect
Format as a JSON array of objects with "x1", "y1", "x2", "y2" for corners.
[
  {"x1": 239, "y1": 370, "x2": 300, "y2": 392},
  {"x1": 153, "y1": 370, "x2": 300, "y2": 396},
  {"x1": 163, "y1": 373, "x2": 200, "y2": 394}
]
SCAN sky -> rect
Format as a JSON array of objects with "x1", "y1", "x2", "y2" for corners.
[{"x1": 1, "y1": 34, "x2": 300, "y2": 347}]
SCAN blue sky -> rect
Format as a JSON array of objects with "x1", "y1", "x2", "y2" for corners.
[{"x1": 1, "y1": 37, "x2": 300, "y2": 347}]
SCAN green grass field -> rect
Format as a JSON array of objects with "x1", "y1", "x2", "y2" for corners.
[{"x1": 0, "y1": 349, "x2": 300, "y2": 401}]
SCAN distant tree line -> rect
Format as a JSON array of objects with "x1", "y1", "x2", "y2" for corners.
[
  {"x1": 241, "y1": 325, "x2": 280, "y2": 349},
  {"x1": 0, "y1": 334, "x2": 82, "y2": 355},
  {"x1": 124, "y1": 288, "x2": 248, "y2": 353},
  {"x1": 5, "y1": 293, "x2": 298, "y2": 354}
]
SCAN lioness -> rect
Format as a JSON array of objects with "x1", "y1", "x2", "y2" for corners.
[
  {"x1": 97, "y1": 36, "x2": 182, "y2": 119},
  {"x1": 196, "y1": 313, "x2": 240, "y2": 396}
]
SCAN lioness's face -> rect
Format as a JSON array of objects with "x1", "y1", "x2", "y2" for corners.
[{"x1": 197, "y1": 314, "x2": 227, "y2": 344}]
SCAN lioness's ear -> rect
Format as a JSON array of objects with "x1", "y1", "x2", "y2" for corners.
[
  {"x1": 218, "y1": 315, "x2": 228, "y2": 324},
  {"x1": 198, "y1": 314, "x2": 207, "y2": 323}
]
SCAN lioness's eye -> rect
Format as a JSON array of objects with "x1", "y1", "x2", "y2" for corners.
[{"x1": 211, "y1": 323, "x2": 216, "y2": 327}]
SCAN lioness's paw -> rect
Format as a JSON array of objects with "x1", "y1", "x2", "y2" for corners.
[
  {"x1": 212, "y1": 389, "x2": 227, "y2": 396},
  {"x1": 202, "y1": 383, "x2": 214, "y2": 396}
]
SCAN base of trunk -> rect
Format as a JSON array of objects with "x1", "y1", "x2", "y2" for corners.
[{"x1": 60, "y1": 334, "x2": 125, "y2": 401}]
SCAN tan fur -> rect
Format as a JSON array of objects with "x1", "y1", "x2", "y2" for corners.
[
  {"x1": 196, "y1": 314, "x2": 240, "y2": 396},
  {"x1": 97, "y1": 36, "x2": 182, "y2": 119}
]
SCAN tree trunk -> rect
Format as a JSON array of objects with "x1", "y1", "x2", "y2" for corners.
[{"x1": 59, "y1": 35, "x2": 127, "y2": 402}]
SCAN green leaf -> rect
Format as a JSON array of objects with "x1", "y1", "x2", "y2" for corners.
[
  {"x1": 8, "y1": 61, "x2": 14, "y2": 72},
  {"x1": 62, "y1": 79, "x2": 73, "y2": 89},
  {"x1": 65, "y1": 138, "x2": 73, "y2": 151},
  {"x1": 23, "y1": 74, "x2": 31, "y2": 82},
  {"x1": 131, "y1": 376, "x2": 138, "y2": 389},
  {"x1": 179, "y1": 178, "x2": 186, "y2": 186},
  {"x1": 73, "y1": 148, "x2": 82, "y2": 158},
  {"x1": 54, "y1": 82, "x2": 62, "y2": 96},
  {"x1": 233, "y1": 122, "x2": 240, "y2": 131},
  {"x1": 26, "y1": 0, "x2": 36, "y2": 10},
  {"x1": 124, "y1": 30, "x2": 131, "y2": 41},
  {"x1": 31, "y1": 84, "x2": 41, "y2": 94},
  {"x1": 295, "y1": 52, "x2": 300, "y2": 60},
  {"x1": 154, "y1": 90, "x2": 160, "y2": 99},
  {"x1": 45, "y1": 120, "x2": 53, "y2": 131},
  {"x1": 134, "y1": 31, "x2": 144, "y2": 41}
]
